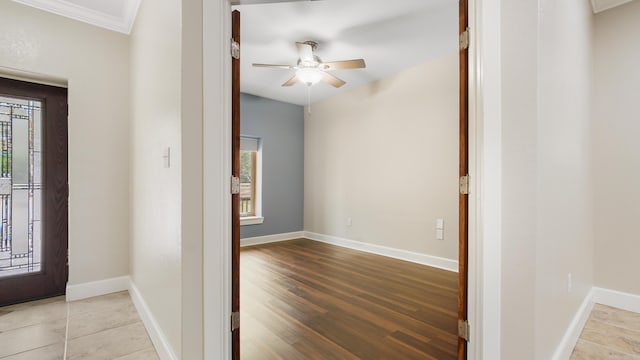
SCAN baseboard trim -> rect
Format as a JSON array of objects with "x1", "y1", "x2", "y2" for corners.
[
  {"x1": 240, "y1": 231, "x2": 305, "y2": 247},
  {"x1": 303, "y1": 231, "x2": 459, "y2": 273},
  {"x1": 65, "y1": 276, "x2": 130, "y2": 302},
  {"x1": 129, "y1": 281, "x2": 178, "y2": 360},
  {"x1": 551, "y1": 289, "x2": 594, "y2": 360},
  {"x1": 592, "y1": 287, "x2": 640, "y2": 313}
]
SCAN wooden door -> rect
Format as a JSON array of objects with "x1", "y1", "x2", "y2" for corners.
[
  {"x1": 0, "y1": 77, "x2": 68, "y2": 306},
  {"x1": 458, "y1": 0, "x2": 470, "y2": 358},
  {"x1": 231, "y1": 9, "x2": 241, "y2": 360}
]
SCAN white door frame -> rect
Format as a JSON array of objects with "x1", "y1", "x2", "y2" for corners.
[{"x1": 200, "y1": 0, "x2": 503, "y2": 358}]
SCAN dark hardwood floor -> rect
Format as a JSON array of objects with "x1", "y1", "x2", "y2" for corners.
[{"x1": 240, "y1": 239, "x2": 458, "y2": 360}]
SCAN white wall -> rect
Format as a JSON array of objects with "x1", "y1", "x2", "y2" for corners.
[
  {"x1": 130, "y1": 0, "x2": 182, "y2": 356},
  {"x1": 593, "y1": 0, "x2": 640, "y2": 296},
  {"x1": 304, "y1": 53, "x2": 459, "y2": 261},
  {"x1": 535, "y1": 1, "x2": 594, "y2": 358},
  {"x1": 499, "y1": 0, "x2": 538, "y2": 355},
  {"x1": 0, "y1": 2, "x2": 130, "y2": 285},
  {"x1": 499, "y1": 0, "x2": 595, "y2": 358},
  {"x1": 181, "y1": 0, "x2": 205, "y2": 358}
]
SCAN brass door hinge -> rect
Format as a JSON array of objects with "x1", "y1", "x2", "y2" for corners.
[
  {"x1": 231, "y1": 176, "x2": 240, "y2": 195},
  {"x1": 231, "y1": 312, "x2": 240, "y2": 331},
  {"x1": 458, "y1": 319, "x2": 470, "y2": 341},
  {"x1": 460, "y1": 27, "x2": 470, "y2": 50},
  {"x1": 460, "y1": 174, "x2": 470, "y2": 195},
  {"x1": 231, "y1": 39, "x2": 240, "y2": 59}
]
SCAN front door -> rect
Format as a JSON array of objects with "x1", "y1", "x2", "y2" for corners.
[{"x1": 0, "y1": 77, "x2": 68, "y2": 306}]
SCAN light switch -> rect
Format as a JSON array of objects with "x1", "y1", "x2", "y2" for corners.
[{"x1": 163, "y1": 147, "x2": 171, "y2": 168}]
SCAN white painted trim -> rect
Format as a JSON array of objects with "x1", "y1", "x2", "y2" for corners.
[
  {"x1": 551, "y1": 290, "x2": 595, "y2": 360},
  {"x1": 240, "y1": 216, "x2": 264, "y2": 226},
  {"x1": 129, "y1": 281, "x2": 178, "y2": 360},
  {"x1": 466, "y1": 0, "x2": 480, "y2": 358},
  {"x1": 0, "y1": 66, "x2": 68, "y2": 88},
  {"x1": 241, "y1": 231, "x2": 304, "y2": 247},
  {"x1": 204, "y1": 0, "x2": 485, "y2": 359},
  {"x1": 11, "y1": 0, "x2": 140, "y2": 34},
  {"x1": 203, "y1": 0, "x2": 232, "y2": 358},
  {"x1": 590, "y1": 0, "x2": 633, "y2": 13},
  {"x1": 592, "y1": 287, "x2": 640, "y2": 314},
  {"x1": 123, "y1": 0, "x2": 142, "y2": 33},
  {"x1": 65, "y1": 276, "x2": 129, "y2": 302},
  {"x1": 304, "y1": 231, "x2": 458, "y2": 273},
  {"x1": 474, "y1": 0, "x2": 502, "y2": 358},
  {"x1": 551, "y1": 287, "x2": 640, "y2": 360}
]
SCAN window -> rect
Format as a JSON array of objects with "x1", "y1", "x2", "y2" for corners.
[{"x1": 240, "y1": 137, "x2": 263, "y2": 225}]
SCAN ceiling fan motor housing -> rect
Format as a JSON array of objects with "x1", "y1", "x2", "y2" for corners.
[
  {"x1": 302, "y1": 40, "x2": 318, "y2": 50},
  {"x1": 297, "y1": 55, "x2": 322, "y2": 68}
]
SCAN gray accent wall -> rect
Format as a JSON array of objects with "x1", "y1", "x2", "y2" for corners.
[{"x1": 240, "y1": 93, "x2": 304, "y2": 238}]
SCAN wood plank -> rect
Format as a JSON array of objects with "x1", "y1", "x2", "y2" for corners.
[{"x1": 241, "y1": 239, "x2": 458, "y2": 359}]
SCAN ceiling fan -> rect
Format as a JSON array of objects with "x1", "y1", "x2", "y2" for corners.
[{"x1": 252, "y1": 41, "x2": 366, "y2": 88}]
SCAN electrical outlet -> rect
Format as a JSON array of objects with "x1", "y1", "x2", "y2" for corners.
[
  {"x1": 346, "y1": 217, "x2": 352, "y2": 227},
  {"x1": 567, "y1": 273, "x2": 572, "y2": 293}
]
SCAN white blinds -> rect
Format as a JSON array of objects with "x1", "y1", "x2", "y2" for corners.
[{"x1": 240, "y1": 137, "x2": 259, "y2": 151}]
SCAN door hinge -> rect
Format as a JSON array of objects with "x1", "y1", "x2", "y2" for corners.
[
  {"x1": 231, "y1": 176, "x2": 240, "y2": 195},
  {"x1": 460, "y1": 27, "x2": 470, "y2": 50},
  {"x1": 458, "y1": 319, "x2": 470, "y2": 341},
  {"x1": 459, "y1": 174, "x2": 470, "y2": 195},
  {"x1": 231, "y1": 311, "x2": 240, "y2": 331},
  {"x1": 231, "y1": 39, "x2": 240, "y2": 59}
]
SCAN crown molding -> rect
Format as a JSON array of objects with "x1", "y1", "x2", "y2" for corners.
[
  {"x1": 591, "y1": 0, "x2": 634, "y2": 13},
  {"x1": 12, "y1": 0, "x2": 141, "y2": 34}
]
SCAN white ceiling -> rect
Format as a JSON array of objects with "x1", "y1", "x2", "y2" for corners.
[
  {"x1": 12, "y1": 0, "x2": 140, "y2": 34},
  {"x1": 10, "y1": 0, "x2": 636, "y2": 104},
  {"x1": 236, "y1": 0, "x2": 459, "y2": 106}
]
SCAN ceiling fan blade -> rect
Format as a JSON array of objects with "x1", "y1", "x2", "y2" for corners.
[
  {"x1": 282, "y1": 75, "x2": 299, "y2": 87},
  {"x1": 296, "y1": 42, "x2": 314, "y2": 62},
  {"x1": 320, "y1": 59, "x2": 366, "y2": 71},
  {"x1": 321, "y1": 72, "x2": 346, "y2": 88},
  {"x1": 253, "y1": 63, "x2": 294, "y2": 69}
]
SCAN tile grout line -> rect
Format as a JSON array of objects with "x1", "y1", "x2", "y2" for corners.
[{"x1": 63, "y1": 300, "x2": 70, "y2": 360}]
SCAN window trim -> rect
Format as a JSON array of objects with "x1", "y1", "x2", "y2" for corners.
[
  {"x1": 240, "y1": 216, "x2": 264, "y2": 226},
  {"x1": 240, "y1": 136, "x2": 262, "y2": 225}
]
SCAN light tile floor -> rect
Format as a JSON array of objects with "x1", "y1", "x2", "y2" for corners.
[
  {"x1": 0, "y1": 291, "x2": 158, "y2": 359},
  {"x1": 571, "y1": 304, "x2": 640, "y2": 359}
]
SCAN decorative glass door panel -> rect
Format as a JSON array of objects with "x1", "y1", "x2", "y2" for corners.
[
  {"x1": 0, "y1": 77, "x2": 67, "y2": 306},
  {"x1": 0, "y1": 96, "x2": 42, "y2": 277}
]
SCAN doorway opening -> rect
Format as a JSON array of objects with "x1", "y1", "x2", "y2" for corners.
[{"x1": 231, "y1": 0, "x2": 469, "y2": 358}]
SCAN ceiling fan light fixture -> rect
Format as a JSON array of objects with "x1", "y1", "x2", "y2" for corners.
[{"x1": 296, "y1": 67, "x2": 323, "y2": 86}]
